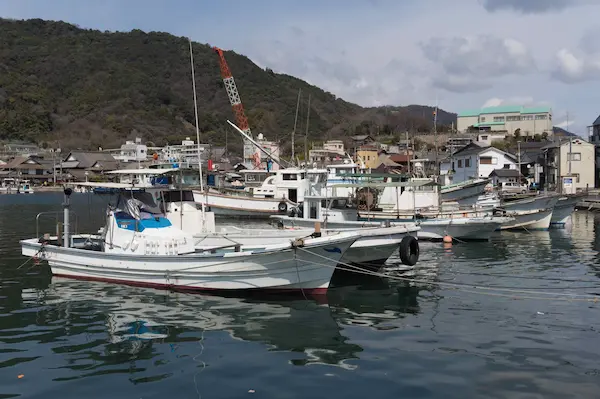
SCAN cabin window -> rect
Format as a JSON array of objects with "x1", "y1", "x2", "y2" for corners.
[
  {"x1": 567, "y1": 153, "x2": 581, "y2": 161},
  {"x1": 465, "y1": 158, "x2": 471, "y2": 167},
  {"x1": 457, "y1": 160, "x2": 463, "y2": 168},
  {"x1": 282, "y1": 174, "x2": 298, "y2": 180},
  {"x1": 503, "y1": 164, "x2": 510, "y2": 169}
]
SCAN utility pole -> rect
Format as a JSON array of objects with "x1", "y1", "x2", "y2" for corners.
[
  {"x1": 433, "y1": 97, "x2": 439, "y2": 177},
  {"x1": 567, "y1": 111, "x2": 572, "y2": 176}
]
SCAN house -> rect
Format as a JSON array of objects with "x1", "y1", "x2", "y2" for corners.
[
  {"x1": 588, "y1": 115, "x2": 600, "y2": 187},
  {"x1": 457, "y1": 105, "x2": 553, "y2": 137},
  {"x1": 440, "y1": 142, "x2": 518, "y2": 184},
  {"x1": 356, "y1": 145, "x2": 379, "y2": 168},
  {"x1": 477, "y1": 132, "x2": 507, "y2": 146},
  {"x1": 0, "y1": 155, "x2": 53, "y2": 183},
  {"x1": 542, "y1": 138, "x2": 595, "y2": 192},
  {"x1": 488, "y1": 169, "x2": 521, "y2": 186},
  {"x1": 447, "y1": 137, "x2": 473, "y2": 154},
  {"x1": 350, "y1": 135, "x2": 374, "y2": 148},
  {"x1": 61, "y1": 151, "x2": 119, "y2": 181},
  {"x1": 373, "y1": 154, "x2": 403, "y2": 173},
  {"x1": 308, "y1": 140, "x2": 346, "y2": 165}
]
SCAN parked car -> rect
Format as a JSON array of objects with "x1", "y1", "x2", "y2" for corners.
[{"x1": 500, "y1": 181, "x2": 528, "y2": 194}]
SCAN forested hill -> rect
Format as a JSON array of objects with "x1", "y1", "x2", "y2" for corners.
[{"x1": 0, "y1": 18, "x2": 456, "y2": 153}]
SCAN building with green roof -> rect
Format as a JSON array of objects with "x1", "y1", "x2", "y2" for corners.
[{"x1": 457, "y1": 105, "x2": 552, "y2": 137}]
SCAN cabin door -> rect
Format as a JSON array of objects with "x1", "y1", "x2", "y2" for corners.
[{"x1": 288, "y1": 189, "x2": 298, "y2": 203}]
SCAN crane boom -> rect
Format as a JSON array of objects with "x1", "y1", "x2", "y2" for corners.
[{"x1": 213, "y1": 47, "x2": 251, "y2": 138}]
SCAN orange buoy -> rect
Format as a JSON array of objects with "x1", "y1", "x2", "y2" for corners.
[{"x1": 443, "y1": 235, "x2": 453, "y2": 244}]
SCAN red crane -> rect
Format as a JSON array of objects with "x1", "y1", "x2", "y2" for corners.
[{"x1": 213, "y1": 47, "x2": 252, "y2": 138}]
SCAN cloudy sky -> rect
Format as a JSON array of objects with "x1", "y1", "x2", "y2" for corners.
[{"x1": 1, "y1": 0, "x2": 599, "y2": 136}]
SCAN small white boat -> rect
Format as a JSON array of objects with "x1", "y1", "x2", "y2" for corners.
[
  {"x1": 155, "y1": 186, "x2": 421, "y2": 269},
  {"x1": 18, "y1": 182, "x2": 34, "y2": 194},
  {"x1": 495, "y1": 194, "x2": 559, "y2": 230},
  {"x1": 273, "y1": 194, "x2": 507, "y2": 242},
  {"x1": 193, "y1": 167, "x2": 325, "y2": 218},
  {"x1": 20, "y1": 187, "x2": 359, "y2": 295},
  {"x1": 441, "y1": 178, "x2": 490, "y2": 207}
]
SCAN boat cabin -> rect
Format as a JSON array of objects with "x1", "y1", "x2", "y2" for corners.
[
  {"x1": 300, "y1": 195, "x2": 358, "y2": 223},
  {"x1": 252, "y1": 168, "x2": 313, "y2": 203}
]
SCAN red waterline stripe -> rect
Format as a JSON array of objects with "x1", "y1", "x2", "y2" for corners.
[{"x1": 52, "y1": 273, "x2": 329, "y2": 296}]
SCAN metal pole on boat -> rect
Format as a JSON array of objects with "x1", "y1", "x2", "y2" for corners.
[
  {"x1": 189, "y1": 37, "x2": 206, "y2": 217},
  {"x1": 63, "y1": 187, "x2": 73, "y2": 248}
]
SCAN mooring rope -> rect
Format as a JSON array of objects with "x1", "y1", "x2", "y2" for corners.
[{"x1": 294, "y1": 246, "x2": 600, "y2": 302}]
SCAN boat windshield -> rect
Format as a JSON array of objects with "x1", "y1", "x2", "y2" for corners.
[{"x1": 117, "y1": 192, "x2": 164, "y2": 220}]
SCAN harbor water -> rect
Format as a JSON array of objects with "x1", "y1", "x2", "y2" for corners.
[{"x1": 2, "y1": 193, "x2": 600, "y2": 398}]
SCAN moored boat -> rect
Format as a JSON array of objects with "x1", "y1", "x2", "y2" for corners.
[
  {"x1": 550, "y1": 193, "x2": 584, "y2": 227},
  {"x1": 20, "y1": 187, "x2": 359, "y2": 295}
]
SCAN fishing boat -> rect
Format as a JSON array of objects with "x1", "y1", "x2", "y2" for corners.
[
  {"x1": 20, "y1": 187, "x2": 359, "y2": 294},
  {"x1": 494, "y1": 194, "x2": 559, "y2": 230},
  {"x1": 440, "y1": 178, "x2": 490, "y2": 207},
  {"x1": 550, "y1": 193, "x2": 584, "y2": 227},
  {"x1": 193, "y1": 167, "x2": 313, "y2": 218},
  {"x1": 84, "y1": 172, "x2": 421, "y2": 270},
  {"x1": 272, "y1": 192, "x2": 508, "y2": 242}
]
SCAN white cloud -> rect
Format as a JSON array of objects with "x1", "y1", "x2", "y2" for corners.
[
  {"x1": 420, "y1": 35, "x2": 535, "y2": 93},
  {"x1": 552, "y1": 48, "x2": 600, "y2": 83},
  {"x1": 481, "y1": 96, "x2": 549, "y2": 108},
  {"x1": 555, "y1": 119, "x2": 576, "y2": 128}
]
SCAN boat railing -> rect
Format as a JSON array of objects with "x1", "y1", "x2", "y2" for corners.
[{"x1": 35, "y1": 211, "x2": 79, "y2": 243}]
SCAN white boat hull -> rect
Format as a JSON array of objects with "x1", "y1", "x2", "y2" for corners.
[
  {"x1": 441, "y1": 179, "x2": 489, "y2": 207},
  {"x1": 498, "y1": 209, "x2": 553, "y2": 230},
  {"x1": 21, "y1": 234, "x2": 355, "y2": 294},
  {"x1": 196, "y1": 225, "x2": 415, "y2": 267},
  {"x1": 194, "y1": 190, "x2": 290, "y2": 218},
  {"x1": 550, "y1": 195, "x2": 581, "y2": 226},
  {"x1": 417, "y1": 218, "x2": 504, "y2": 241},
  {"x1": 496, "y1": 195, "x2": 558, "y2": 231}
]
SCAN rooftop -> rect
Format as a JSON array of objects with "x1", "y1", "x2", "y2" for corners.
[
  {"x1": 489, "y1": 169, "x2": 520, "y2": 178},
  {"x1": 458, "y1": 105, "x2": 552, "y2": 118}
]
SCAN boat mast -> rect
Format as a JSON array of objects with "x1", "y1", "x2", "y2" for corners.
[
  {"x1": 189, "y1": 38, "x2": 206, "y2": 218},
  {"x1": 292, "y1": 88, "x2": 301, "y2": 164},
  {"x1": 189, "y1": 38, "x2": 204, "y2": 192},
  {"x1": 305, "y1": 94, "x2": 311, "y2": 165}
]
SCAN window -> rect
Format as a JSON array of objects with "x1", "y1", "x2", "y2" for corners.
[
  {"x1": 282, "y1": 174, "x2": 298, "y2": 180},
  {"x1": 503, "y1": 164, "x2": 510, "y2": 169},
  {"x1": 480, "y1": 117, "x2": 486, "y2": 122},
  {"x1": 567, "y1": 152, "x2": 581, "y2": 161},
  {"x1": 465, "y1": 158, "x2": 471, "y2": 167},
  {"x1": 522, "y1": 115, "x2": 534, "y2": 121},
  {"x1": 480, "y1": 156, "x2": 492, "y2": 165},
  {"x1": 458, "y1": 159, "x2": 463, "y2": 168},
  {"x1": 535, "y1": 114, "x2": 547, "y2": 120},
  {"x1": 452, "y1": 161, "x2": 455, "y2": 171},
  {"x1": 480, "y1": 135, "x2": 488, "y2": 141},
  {"x1": 506, "y1": 116, "x2": 521, "y2": 121},
  {"x1": 493, "y1": 116, "x2": 505, "y2": 122}
]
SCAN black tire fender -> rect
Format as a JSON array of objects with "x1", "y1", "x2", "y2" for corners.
[
  {"x1": 278, "y1": 201, "x2": 288, "y2": 213},
  {"x1": 399, "y1": 235, "x2": 419, "y2": 266}
]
